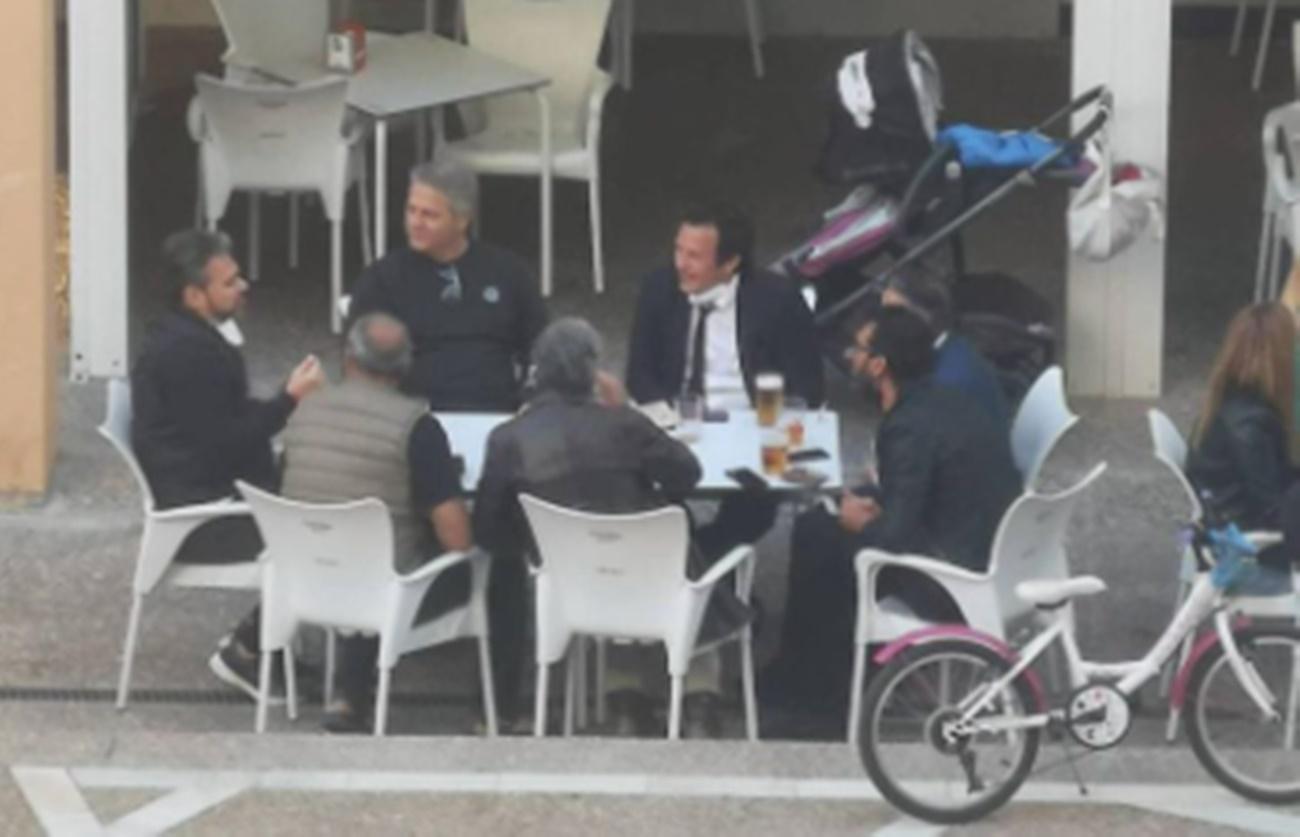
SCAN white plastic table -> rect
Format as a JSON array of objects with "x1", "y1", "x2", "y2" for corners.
[
  {"x1": 436, "y1": 409, "x2": 843, "y2": 495},
  {"x1": 255, "y1": 32, "x2": 551, "y2": 282}
]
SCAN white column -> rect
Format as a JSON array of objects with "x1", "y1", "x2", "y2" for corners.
[
  {"x1": 69, "y1": 0, "x2": 130, "y2": 380},
  {"x1": 1067, "y1": 0, "x2": 1171, "y2": 398}
]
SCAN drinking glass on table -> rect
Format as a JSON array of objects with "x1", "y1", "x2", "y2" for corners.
[
  {"x1": 674, "y1": 393, "x2": 704, "y2": 443},
  {"x1": 760, "y1": 428, "x2": 789, "y2": 476},
  {"x1": 756, "y1": 372, "x2": 784, "y2": 427},
  {"x1": 783, "y1": 396, "x2": 807, "y2": 449}
]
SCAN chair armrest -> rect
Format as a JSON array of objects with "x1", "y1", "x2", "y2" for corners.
[
  {"x1": 854, "y1": 549, "x2": 987, "y2": 584},
  {"x1": 1245, "y1": 530, "x2": 1283, "y2": 550},
  {"x1": 342, "y1": 111, "x2": 370, "y2": 146},
  {"x1": 186, "y1": 96, "x2": 206, "y2": 142},
  {"x1": 396, "y1": 548, "x2": 480, "y2": 587},
  {"x1": 688, "y1": 544, "x2": 756, "y2": 592},
  {"x1": 150, "y1": 498, "x2": 251, "y2": 524},
  {"x1": 1266, "y1": 148, "x2": 1300, "y2": 206},
  {"x1": 584, "y1": 70, "x2": 615, "y2": 150}
]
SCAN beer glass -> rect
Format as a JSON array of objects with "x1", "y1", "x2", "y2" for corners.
[
  {"x1": 783, "y1": 396, "x2": 807, "y2": 449},
  {"x1": 760, "y1": 429, "x2": 788, "y2": 476},
  {"x1": 755, "y1": 372, "x2": 784, "y2": 427}
]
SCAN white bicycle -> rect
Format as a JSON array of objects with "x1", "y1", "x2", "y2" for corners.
[{"x1": 857, "y1": 520, "x2": 1300, "y2": 824}]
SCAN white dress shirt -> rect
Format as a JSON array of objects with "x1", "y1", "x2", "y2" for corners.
[{"x1": 683, "y1": 275, "x2": 749, "y2": 411}]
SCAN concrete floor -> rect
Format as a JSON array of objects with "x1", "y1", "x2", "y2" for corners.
[{"x1": 5, "y1": 22, "x2": 1300, "y2": 834}]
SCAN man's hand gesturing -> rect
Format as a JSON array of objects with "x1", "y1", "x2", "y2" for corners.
[{"x1": 286, "y1": 355, "x2": 326, "y2": 402}]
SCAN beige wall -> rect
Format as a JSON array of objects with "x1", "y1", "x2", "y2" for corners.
[{"x1": 0, "y1": 0, "x2": 57, "y2": 493}]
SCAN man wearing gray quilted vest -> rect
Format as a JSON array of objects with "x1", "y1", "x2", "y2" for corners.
[{"x1": 281, "y1": 313, "x2": 471, "y2": 733}]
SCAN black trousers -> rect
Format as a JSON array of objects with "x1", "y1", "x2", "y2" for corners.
[
  {"x1": 1268, "y1": 481, "x2": 1300, "y2": 570},
  {"x1": 487, "y1": 547, "x2": 530, "y2": 722},
  {"x1": 174, "y1": 515, "x2": 263, "y2": 652},
  {"x1": 774, "y1": 505, "x2": 964, "y2": 704},
  {"x1": 334, "y1": 561, "x2": 472, "y2": 712}
]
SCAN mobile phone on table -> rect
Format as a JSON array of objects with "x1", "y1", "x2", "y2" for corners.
[
  {"x1": 789, "y1": 447, "x2": 829, "y2": 463},
  {"x1": 703, "y1": 407, "x2": 729, "y2": 423},
  {"x1": 725, "y1": 467, "x2": 769, "y2": 492}
]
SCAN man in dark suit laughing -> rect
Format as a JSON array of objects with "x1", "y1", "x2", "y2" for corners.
[{"x1": 625, "y1": 201, "x2": 825, "y2": 560}]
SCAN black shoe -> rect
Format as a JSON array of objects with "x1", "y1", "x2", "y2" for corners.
[
  {"x1": 682, "y1": 692, "x2": 723, "y2": 739},
  {"x1": 606, "y1": 690, "x2": 656, "y2": 737},
  {"x1": 322, "y1": 700, "x2": 371, "y2": 735}
]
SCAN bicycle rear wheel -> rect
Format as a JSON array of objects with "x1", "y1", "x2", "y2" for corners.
[
  {"x1": 1185, "y1": 625, "x2": 1300, "y2": 803},
  {"x1": 857, "y1": 639, "x2": 1042, "y2": 824}
]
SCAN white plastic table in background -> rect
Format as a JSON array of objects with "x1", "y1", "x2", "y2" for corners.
[
  {"x1": 255, "y1": 32, "x2": 551, "y2": 285},
  {"x1": 436, "y1": 409, "x2": 843, "y2": 495}
]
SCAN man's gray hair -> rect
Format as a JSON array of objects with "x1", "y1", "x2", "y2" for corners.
[
  {"x1": 346, "y1": 313, "x2": 414, "y2": 380},
  {"x1": 533, "y1": 317, "x2": 603, "y2": 398},
  {"x1": 410, "y1": 158, "x2": 478, "y2": 222},
  {"x1": 161, "y1": 229, "x2": 232, "y2": 303}
]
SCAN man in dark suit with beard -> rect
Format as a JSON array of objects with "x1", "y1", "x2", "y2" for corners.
[{"x1": 762, "y1": 306, "x2": 1021, "y2": 719}]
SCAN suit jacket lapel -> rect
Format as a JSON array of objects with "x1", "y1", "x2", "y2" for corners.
[{"x1": 735, "y1": 274, "x2": 757, "y2": 388}]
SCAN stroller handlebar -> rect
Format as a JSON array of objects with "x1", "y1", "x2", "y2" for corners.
[{"x1": 813, "y1": 85, "x2": 1112, "y2": 327}]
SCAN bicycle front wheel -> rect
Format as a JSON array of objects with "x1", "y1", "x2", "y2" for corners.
[
  {"x1": 857, "y1": 639, "x2": 1042, "y2": 825},
  {"x1": 1186, "y1": 625, "x2": 1300, "y2": 803}
]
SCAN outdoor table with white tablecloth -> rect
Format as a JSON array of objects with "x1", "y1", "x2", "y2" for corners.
[{"x1": 436, "y1": 409, "x2": 843, "y2": 495}]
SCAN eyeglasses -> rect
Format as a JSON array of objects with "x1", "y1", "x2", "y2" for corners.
[
  {"x1": 437, "y1": 266, "x2": 462, "y2": 303},
  {"x1": 843, "y1": 342, "x2": 875, "y2": 362}
]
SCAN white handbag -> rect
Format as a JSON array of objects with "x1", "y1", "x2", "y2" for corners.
[{"x1": 1068, "y1": 132, "x2": 1165, "y2": 262}]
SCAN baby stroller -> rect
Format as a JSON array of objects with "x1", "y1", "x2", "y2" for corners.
[{"x1": 772, "y1": 31, "x2": 1111, "y2": 403}]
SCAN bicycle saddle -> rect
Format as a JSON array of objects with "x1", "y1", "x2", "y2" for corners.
[{"x1": 1015, "y1": 575, "x2": 1106, "y2": 609}]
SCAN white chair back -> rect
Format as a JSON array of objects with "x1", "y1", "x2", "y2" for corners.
[
  {"x1": 195, "y1": 74, "x2": 350, "y2": 220},
  {"x1": 1264, "y1": 103, "x2": 1300, "y2": 227},
  {"x1": 98, "y1": 378, "x2": 156, "y2": 513},
  {"x1": 1148, "y1": 408, "x2": 1203, "y2": 521},
  {"x1": 237, "y1": 481, "x2": 398, "y2": 634},
  {"x1": 1009, "y1": 366, "x2": 1079, "y2": 489},
  {"x1": 519, "y1": 494, "x2": 692, "y2": 653},
  {"x1": 463, "y1": 0, "x2": 613, "y2": 143},
  {"x1": 987, "y1": 462, "x2": 1107, "y2": 628},
  {"x1": 211, "y1": 0, "x2": 330, "y2": 71}
]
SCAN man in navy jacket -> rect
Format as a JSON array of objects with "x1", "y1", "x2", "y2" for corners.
[{"x1": 882, "y1": 273, "x2": 1009, "y2": 426}]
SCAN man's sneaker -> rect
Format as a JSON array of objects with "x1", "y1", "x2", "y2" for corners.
[
  {"x1": 208, "y1": 643, "x2": 286, "y2": 706},
  {"x1": 322, "y1": 700, "x2": 371, "y2": 735}
]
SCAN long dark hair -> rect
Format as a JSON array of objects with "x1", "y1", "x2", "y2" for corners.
[{"x1": 1194, "y1": 302, "x2": 1295, "y2": 449}]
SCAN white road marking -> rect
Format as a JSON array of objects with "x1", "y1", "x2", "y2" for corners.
[
  {"x1": 11, "y1": 767, "x2": 102, "y2": 836},
  {"x1": 873, "y1": 816, "x2": 946, "y2": 836},
  {"x1": 13, "y1": 766, "x2": 1300, "y2": 835},
  {"x1": 103, "y1": 779, "x2": 248, "y2": 837}
]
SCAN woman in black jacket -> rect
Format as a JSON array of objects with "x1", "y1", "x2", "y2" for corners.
[{"x1": 1187, "y1": 302, "x2": 1299, "y2": 570}]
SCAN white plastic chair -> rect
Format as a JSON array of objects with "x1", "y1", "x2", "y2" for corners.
[
  {"x1": 98, "y1": 378, "x2": 261, "y2": 710},
  {"x1": 236, "y1": 481, "x2": 496, "y2": 737},
  {"x1": 1254, "y1": 103, "x2": 1300, "y2": 302},
  {"x1": 1009, "y1": 366, "x2": 1080, "y2": 490},
  {"x1": 846, "y1": 463, "x2": 1108, "y2": 745},
  {"x1": 211, "y1": 0, "x2": 330, "y2": 75},
  {"x1": 439, "y1": 0, "x2": 614, "y2": 296},
  {"x1": 610, "y1": 0, "x2": 765, "y2": 88},
  {"x1": 1231, "y1": 0, "x2": 1279, "y2": 92},
  {"x1": 193, "y1": 74, "x2": 371, "y2": 334},
  {"x1": 519, "y1": 494, "x2": 759, "y2": 740},
  {"x1": 1146, "y1": 409, "x2": 1298, "y2": 739}
]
